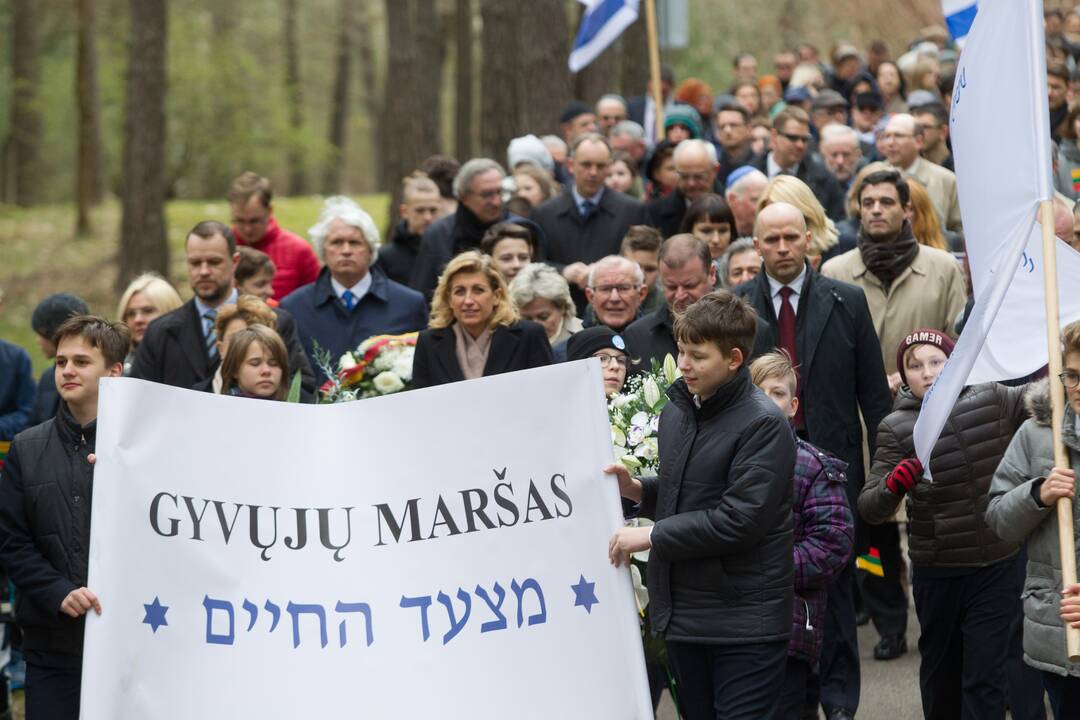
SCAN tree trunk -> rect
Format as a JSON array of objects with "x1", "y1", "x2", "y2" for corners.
[
  {"x1": 322, "y1": 0, "x2": 354, "y2": 194},
  {"x1": 11, "y1": 0, "x2": 42, "y2": 206},
  {"x1": 283, "y1": 0, "x2": 306, "y2": 195},
  {"x1": 76, "y1": 0, "x2": 104, "y2": 235},
  {"x1": 478, "y1": 0, "x2": 519, "y2": 162},
  {"x1": 380, "y1": 0, "x2": 445, "y2": 215},
  {"x1": 518, "y1": 1, "x2": 571, "y2": 136},
  {"x1": 453, "y1": 0, "x2": 473, "y2": 160},
  {"x1": 117, "y1": 0, "x2": 168, "y2": 292}
]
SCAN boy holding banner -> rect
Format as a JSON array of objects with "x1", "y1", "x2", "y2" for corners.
[
  {"x1": 987, "y1": 320, "x2": 1080, "y2": 717},
  {"x1": 607, "y1": 290, "x2": 797, "y2": 720},
  {"x1": 0, "y1": 316, "x2": 130, "y2": 720}
]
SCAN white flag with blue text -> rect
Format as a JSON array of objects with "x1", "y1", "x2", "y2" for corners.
[
  {"x1": 942, "y1": 0, "x2": 978, "y2": 44},
  {"x1": 913, "y1": 0, "x2": 1080, "y2": 473},
  {"x1": 569, "y1": 0, "x2": 641, "y2": 72}
]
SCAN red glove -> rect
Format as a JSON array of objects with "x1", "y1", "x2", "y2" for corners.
[{"x1": 886, "y1": 458, "x2": 923, "y2": 496}]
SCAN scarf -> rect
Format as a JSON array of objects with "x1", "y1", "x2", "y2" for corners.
[
  {"x1": 857, "y1": 220, "x2": 919, "y2": 290},
  {"x1": 452, "y1": 322, "x2": 493, "y2": 380}
]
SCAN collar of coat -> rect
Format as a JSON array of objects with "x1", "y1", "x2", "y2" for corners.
[
  {"x1": 312, "y1": 265, "x2": 390, "y2": 308},
  {"x1": 667, "y1": 365, "x2": 753, "y2": 421}
]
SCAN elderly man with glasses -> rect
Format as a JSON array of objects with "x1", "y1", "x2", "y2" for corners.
[{"x1": 752, "y1": 106, "x2": 846, "y2": 221}]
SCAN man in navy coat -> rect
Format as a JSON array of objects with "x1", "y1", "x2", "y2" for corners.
[{"x1": 281, "y1": 197, "x2": 428, "y2": 384}]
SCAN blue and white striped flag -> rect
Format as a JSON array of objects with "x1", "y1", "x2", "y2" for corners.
[
  {"x1": 943, "y1": 0, "x2": 978, "y2": 44},
  {"x1": 568, "y1": 0, "x2": 641, "y2": 72}
]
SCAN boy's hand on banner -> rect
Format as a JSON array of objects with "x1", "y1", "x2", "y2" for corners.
[
  {"x1": 604, "y1": 463, "x2": 642, "y2": 503},
  {"x1": 60, "y1": 587, "x2": 102, "y2": 618},
  {"x1": 608, "y1": 526, "x2": 652, "y2": 568}
]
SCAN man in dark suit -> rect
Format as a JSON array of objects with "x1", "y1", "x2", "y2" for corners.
[
  {"x1": 531, "y1": 133, "x2": 649, "y2": 314},
  {"x1": 623, "y1": 234, "x2": 716, "y2": 373},
  {"x1": 734, "y1": 202, "x2": 892, "y2": 720},
  {"x1": 647, "y1": 139, "x2": 719, "y2": 238},
  {"x1": 130, "y1": 221, "x2": 315, "y2": 396},
  {"x1": 751, "y1": 105, "x2": 846, "y2": 221},
  {"x1": 627, "y1": 65, "x2": 675, "y2": 145}
]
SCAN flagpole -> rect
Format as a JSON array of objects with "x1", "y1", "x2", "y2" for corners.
[
  {"x1": 1039, "y1": 199, "x2": 1080, "y2": 661},
  {"x1": 644, "y1": 0, "x2": 663, "y2": 142}
]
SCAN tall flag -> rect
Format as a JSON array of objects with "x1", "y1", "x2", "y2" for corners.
[
  {"x1": 943, "y1": 0, "x2": 978, "y2": 44},
  {"x1": 913, "y1": 0, "x2": 1080, "y2": 472},
  {"x1": 568, "y1": 0, "x2": 641, "y2": 72}
]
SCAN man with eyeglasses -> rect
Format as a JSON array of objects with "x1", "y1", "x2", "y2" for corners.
[
  {"x1": 713, "y1": 102, "x2": 759, "y2": 187},
  {"x1": 751, "y1": 106, "x2": 846, "y2": 221},
  {"x1": 648, "y1": 139, "x2": 720, "y2": 238},
  {"x1": 227, "y1": 171, "x2": 321, "y2": 300},
  {"x1": 581, "y1": 255, "x2": 648, "y2": 335},
  {"x1": 595, "y1": 94, "x2": 629, "y2": 137},
  {"x1": 878, "y1": 113, "x2": 962, "y2": 234},
  {"x1": 532, "y1": 134, "x2": 649, "y2": 314}
]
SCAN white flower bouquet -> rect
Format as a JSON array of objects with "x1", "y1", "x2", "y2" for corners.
[
  {"x1": 316, "y1": 333, "x2": 418, "y2": 403},
  {"x1": 607, "y1": 353, "x2": 679, "y2": 475}
]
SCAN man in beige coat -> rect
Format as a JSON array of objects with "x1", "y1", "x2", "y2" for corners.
[
  {"x1": 878, "y1": 113, "x2": 963, "y2": 234},
  {"x1": 821, "y1": 167, "x2": 967, "y2": 663}
]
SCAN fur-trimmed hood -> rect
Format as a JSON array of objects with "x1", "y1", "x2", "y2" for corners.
[{"x1": 1025, "y1": 379, "x2": 1053, "y2": 426}]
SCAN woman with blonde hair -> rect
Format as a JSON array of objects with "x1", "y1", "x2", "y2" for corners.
[
  {"x1": 115, "y1": 273, "x2": 183, "y2": 374},
  {"x1": 219, "y1": 324, "x2": 290, "y2": 401},
  {"x1": 905, "y1": 178, "x2": 950, "y2": 251},
  {"x1": 758, "y1": 175, "x2": 848, "y2": 266},
  {"x1": 412, "y1": 251, "x2": 552, "y2": 388}
]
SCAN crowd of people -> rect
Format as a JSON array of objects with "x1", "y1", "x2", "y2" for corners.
[{"x1": 4, "y1": 13, "x2": 1080, "y2": 720}]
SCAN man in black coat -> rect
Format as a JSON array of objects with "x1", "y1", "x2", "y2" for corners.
[
  {"x1": 130, "y1": 221, "x2": 314, "y2": 396},
  {"x1": 409, "y1": 158, "x2": 508, "y2": 300},
  {"x1": 531, "y1": 133, "x2": 649, "y2": 314},
  {"x1": 647, "y1": 139, "x2": 719, "y2": 238},
  {"x1": 0, "y1": 316, "x2": 129, "y2": 719},
  {"x1": 713, "y1": 102, "x2": 760, "y2": 188},
  {"x1": 28, "y1": 293, "x2": 90, "y2": 427},
  {"x1": 623, "y1": 234, "x2": 716, "y2": 373},
  {"x1": 751, "y1": 106, "x2": 846, "y2": 221},
  {"x1": 376, "y1": 173, "x2": 442, "y2": 285},
  {"x1": 734, "y1": 202, "x2": 892, "y2": 720}
]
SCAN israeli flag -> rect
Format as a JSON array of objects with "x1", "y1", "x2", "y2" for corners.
[
  {"x1": 943, "y1": 0, "x2": 978, "y2": 44},
  {"x1": 568, "y1": 0, "x2": 641, "y2": 72}
]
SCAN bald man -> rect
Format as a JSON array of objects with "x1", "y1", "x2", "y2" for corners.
[
  {"x1": 735, "y1": 201, "x2": 892, "y2": 720},
  {"x1": 878, "y1": 113, "x2": 962, "y2": 233},
  {"x1": 648, "y1": 139, "x2": 720, "y2": 238}
]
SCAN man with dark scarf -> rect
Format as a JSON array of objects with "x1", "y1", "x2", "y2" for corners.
[{"x1": 820, "y1": 168, "x2": 966, "y2": 667}]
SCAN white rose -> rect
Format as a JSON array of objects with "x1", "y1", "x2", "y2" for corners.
[
  {"x1": 339, "y1": 353, "x2": 357, "y2": 370},
  {"x1": 372, "y1": 371, "x2": 405, "y2": 395},
  {"x1": 373, "y1": 352, "x2": 394, "y2": 371},
  {"x1": 630, "y1": 411, "x2": 650, "y2": 429},
  {"x1": 391, "y1": 356, "x2": 413, "y2": 380},
  {"x1": 627, "y1": 426, "x2": 646, "y2": 446}
]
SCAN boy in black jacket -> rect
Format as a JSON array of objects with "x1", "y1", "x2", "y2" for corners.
[
  {"x1": 608, "y1": 290, "x2": 797, "y2": 720},
  {"x1": 0, "y1": 316, "x2": 129, "y2": 720}
]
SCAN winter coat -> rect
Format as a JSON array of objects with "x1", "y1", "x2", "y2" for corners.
[
  {"x1": 789, "y1": 439, "x2": 854, "y2": 667},
  {"x1": 0, "y1": 339, "x2": 35, "y2": 440},
  {"x1": 985, "y1": 380, "x2": 1080, "y2": 677},
  {"x1": 411, "y1": 320, "x2": 553, "y2": 388},
  {"x1": 233, "y1": 217, "x2": 321, "y2": 301},
  {"x1": 377, "y1": 219, "x2": 423, "y2": 286},
  {"x1": 28, "y1": 364, "x2": 60, "y2": 428},
  {"x1": 623, "y1": 304, "x2": 678, "y2": 376},
  {"x1": 280, "y1": 266, "x2": 428, "y2": 383},
  {"x1": 1055, "y1": 139, "x2": 1080, "y2": 201},
  {"x1": 0, "y1": 404, "x2": 95, "y2": 665},
  {"x1": 860, "y1": 383, "x2": 1025, "y2": 567},
  {"x1": 638, "y1": 367, "x2": 796, "y2": 644}
]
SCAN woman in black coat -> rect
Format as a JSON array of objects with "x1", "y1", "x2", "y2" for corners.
[{"x1": 412, "y1": 251, "x2": 552, "y2": 388}]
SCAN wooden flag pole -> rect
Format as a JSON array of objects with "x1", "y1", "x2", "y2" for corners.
[
  {"x1": 644, "y1": 0, "x2": 663, "y2": 142},
  {"x1": 1039, "y1": 199, "x2": 1080, "y2": 661}
]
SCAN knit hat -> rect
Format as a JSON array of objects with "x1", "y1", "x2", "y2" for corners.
[
  {"x1": 507, "y1": 135, "x2": 555, "y2": 174},
  {"x1": 566, "y1": 326, "x2": 627, "y2": 363},
  {"x1": 812, "y1": 89, "x2": 848, "y2": 111},
  {"x1": 559, "y1": 100, "x2": 592, "y2": 125},
  {"x1": 896, "y1": 328, "x2": 956, "y2": 385},
  {"x1": 32, "y1": 292, "x2": 90, "y2": 339},
  {"x1": 663, "y1": 104, "x2": 702, "y2": 139}
]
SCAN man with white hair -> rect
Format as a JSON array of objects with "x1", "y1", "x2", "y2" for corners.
[
  {"x1": 819, "y1": 124, "x2": 865, "y2": 192},
  {"x1": 596, "y1": 94, "x2": 629, "y2": 135},
  {"x1": 282, "y1": 197, "x2": 428, "y2": 383},
  {"x1": 609, "y1": 120, "x2": 648, "y2": 170},
  {"x1": 583, "y1": 255, "x2": 648, "y2": 334},
  {"x1": 648, "y1": 139, "x2": 720, "y2": 238},
  {"x1": 725, "y1": 166, "x2": 769, "y2": 237}
]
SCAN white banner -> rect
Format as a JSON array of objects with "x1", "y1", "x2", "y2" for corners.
[
  {"x1": 81, "y1": 364, "x2": 652, "y2": 719},
  {"x1": 913, "y1": 0, "x2": 1059, "y2": 474}
]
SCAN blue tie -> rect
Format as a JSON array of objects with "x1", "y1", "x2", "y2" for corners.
[
  {"x1": 342, "y1": 289, "x2": 356, "y2": 311},
  {"x1": 580, "y1": 199, "x2": 595, "y2": 220},
  {"x1": 203, "y1": 309, "x2": 219, "y2": 363}
]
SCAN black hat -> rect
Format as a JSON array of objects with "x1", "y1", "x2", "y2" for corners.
[
  {"x1": 31, "y1": 292, "x2": 90, "y2": 339},
  {"x1": 853, "y1": 90, "x2": 884, "y2": 111},
  {"x1": 560, "y1": 100, "x2": 593, "y2": 125},
  {"x1": 566, "y1": 326, "x2": 628, "y2": 363},
  {"x1": 812, "y1": 89, "x2": 849, "y2": 111}
]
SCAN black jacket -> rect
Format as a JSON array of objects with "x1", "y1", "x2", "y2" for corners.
[
  {"x1": 531, "y1": 189, "x2": 650, "y2": 313},
  {"x1": 376, "y1": 219, "x2": 423, "y2": 286},
  {"x1": 735, "y1": 266, "x2": 892, "y2": 504},
  {"x1": 623, "y1": 304, "x2": 677, "y2": 375},
  {"x1": 129, "y1": 299, "x2": 315, "y2": 398},
  {"x1": 639, "y1": 369, "x2": 796, "y2": 643},
  {"x1": 409, "y1": 205, "x2": 503, "y2": 300},
  {"x1": 28, "y1": 364, "x2": 60, "y2": 428},
  {"x1": 751, "y1": 154, "x2": 847, "y2": 221},
  {"x1": 0, "y1": 404, "x2": 95, "y2": 664},
  {"x1": 412, "y1": 320, "x2": 554, "y2": 389},
  {"x1": 716, "y1": 145, "x2": 760, "y2": 189},
  {"x1": 647, "y1": 190, "x2": 688, "y2": 239}
]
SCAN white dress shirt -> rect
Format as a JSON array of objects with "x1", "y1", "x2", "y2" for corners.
[{"x1": 766, "y1": 266, "x2": 807, "y2": 318}]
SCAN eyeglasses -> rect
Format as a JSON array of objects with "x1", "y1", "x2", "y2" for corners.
[
  {"x1": 589, "y1": 284, "x2": 639, "y2": 297},
  {"x1": 595, "y1": 353, "x2": 629, "y2": 368},
  {"x1": 779, "y1": 132, "x2": 812, "y2": 144},
  {"x1": 1060, "y1": 370, "x2": 1080, "y2": 389}
]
